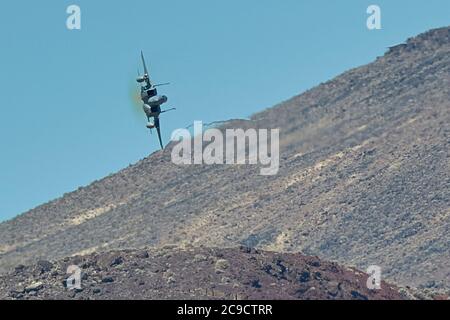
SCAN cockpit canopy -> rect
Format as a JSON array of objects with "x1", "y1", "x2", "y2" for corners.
[{"x1": 147, "y1": 88, "x2": 158, "y2": 97}]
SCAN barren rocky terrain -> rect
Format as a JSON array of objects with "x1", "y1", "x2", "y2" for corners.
[
  {"x1": 0, "y1": 246, "x2": 407, "y2": 300},
  {"x1": 0, "y1": 26, "x2": 449, "y2": 298}
]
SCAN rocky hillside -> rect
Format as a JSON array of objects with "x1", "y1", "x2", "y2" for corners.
[
  {"x1": 0, "y1": 246, "x2": 406, "y2": 300},
  {"x1": 0, "y1": 27, "x2": 449, "y2": 293}
]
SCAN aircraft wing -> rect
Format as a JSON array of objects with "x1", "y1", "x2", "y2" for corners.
[
  {"x1": 154, "y1": 117, "x2": 164, "y2": 150},
  {"x1": 140, "y1": 51, "x2": 153, "y2": 87},
  {"x1": 141, "y1": 51, "x2": 149, "y2": 75}
]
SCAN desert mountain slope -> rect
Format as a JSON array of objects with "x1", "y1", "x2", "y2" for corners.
[{"x1": 0, "y1": 27, "x2": 449, "y2": 290}]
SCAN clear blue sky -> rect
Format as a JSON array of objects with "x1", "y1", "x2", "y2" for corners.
[{"x1": 0, "y1": 0, "x2": 448, "y2": 221}]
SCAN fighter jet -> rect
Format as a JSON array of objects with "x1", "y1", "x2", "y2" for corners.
[{"x1": 136, "y1": 51, "x2": 175, "y2": 149}]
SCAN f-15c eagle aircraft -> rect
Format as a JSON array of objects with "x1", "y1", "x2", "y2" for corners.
[{"x1": 136, "y1": 51, "x2": 175, "y2": 149}]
